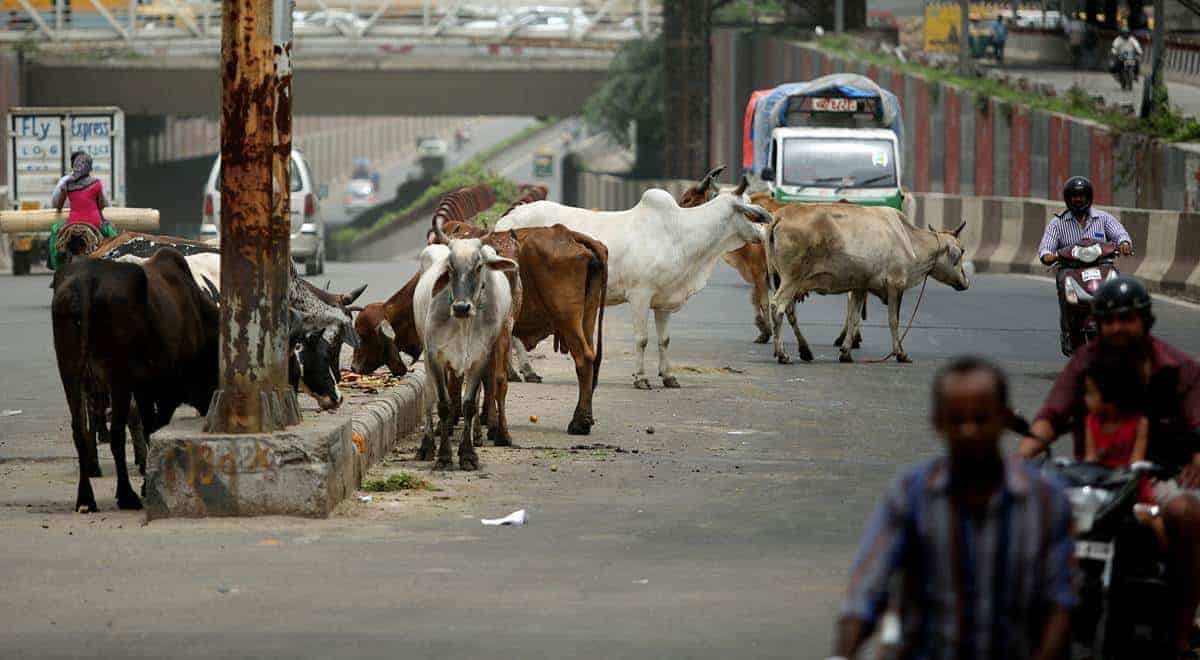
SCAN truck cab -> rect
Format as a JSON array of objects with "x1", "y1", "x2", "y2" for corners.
[{"x1": 761, "y1": 127, "x2": 902, "y2": 209}]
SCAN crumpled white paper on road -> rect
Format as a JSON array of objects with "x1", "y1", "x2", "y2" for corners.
[{"x1": 481, "y1": 509, "x2": 527, "y2": 526}]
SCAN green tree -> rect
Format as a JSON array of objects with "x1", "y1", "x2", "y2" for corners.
[{"x1": 582, "y1": 36, "x2": 665, "y2": 177}]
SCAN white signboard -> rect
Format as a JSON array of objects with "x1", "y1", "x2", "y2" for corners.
[{"x1": 8, "y1": 108, "x2": 124, "y2": 210}]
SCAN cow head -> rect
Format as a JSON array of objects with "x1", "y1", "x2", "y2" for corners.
[
  {"x1": 928, "y1": 222, "x2": 970, "y2": 292},
  {"x1": 287, "y1": 276, "x2": 362, "y2": 411},
  {"x1": 431, "y1": 218, "x2": 518, "y2": 319},
  {"x1": 351, "y1": 302, "x2": 407, "y2": 377},
  {"x1": 727, "y1": 197, "x2": 774, "y2": 245},
  {"x1": 679, "y1": 165, "x2": 726, "y2": 208}
]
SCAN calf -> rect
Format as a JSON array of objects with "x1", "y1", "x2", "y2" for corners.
[
  {"x1": 52, "y1": 249, "x2": 219, "y2": 512},
  {"x1": 441, "y1": 219, "x2": 607, "y2": 435},
  {"x1": 414, "y1": 222, "x2": 518, "y2": 470},
  {"x1": 349, "y1": 277, "x2": 423, "y2": 378}
]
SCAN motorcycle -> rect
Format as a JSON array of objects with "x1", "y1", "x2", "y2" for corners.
[
  {"x1": 1054, "y1": 238, "x2": 1120, "y2": 356},
  {"x1": 1116, "y1": 51, "x2": 1139, "y2": 91},
  {"x1": 1044, "y1": 458, "x2": 1173, "y2": 658}
]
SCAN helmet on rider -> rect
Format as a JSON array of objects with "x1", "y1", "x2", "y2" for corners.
[
  {"x1": 1063, "y1": 176, "x2": 1093, "y2": 216},
  {"x1": 1092, "y1": 275, "x2": 1154, "y2": 329},
  {"x1": 1119, "y1": 26, "x2": 1131, "y2": 37}
]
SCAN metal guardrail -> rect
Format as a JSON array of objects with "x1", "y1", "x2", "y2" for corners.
[{"x1": 0, "y1": 0, "x2": 660, "y2": 46}]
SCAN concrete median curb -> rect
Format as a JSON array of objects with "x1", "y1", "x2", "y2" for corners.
[{"x1": 144, "y1": 366, "x2": 426, "y2": 520}]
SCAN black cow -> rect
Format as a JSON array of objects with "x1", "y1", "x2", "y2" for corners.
[{"x1": 52, "y1": 249, "x2": 219, "y2": 512}]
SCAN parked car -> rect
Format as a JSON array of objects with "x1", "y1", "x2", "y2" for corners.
[{"x1": 200, "y1": 149, "x2": 329, "y2": 276}]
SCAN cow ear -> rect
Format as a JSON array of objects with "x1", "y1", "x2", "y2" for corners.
[
  {"x1": 486, "y1": 255, "x2": 519, "y2": 272},
  {"x1": 342, "y1": 322, "x2": 361, "y2": 349},
  {"x1": 288, "y1": 307, "x2": 306, "y2": 336},
  {"x1": 432, "y1": 271, "x2": 451, "y2": 297},
  {"x1": 953, "y1": 221, "x2": 966, "y2": 237},
  {"x1": 377, "y1": 319, "x2": 397, "y2": 341}
]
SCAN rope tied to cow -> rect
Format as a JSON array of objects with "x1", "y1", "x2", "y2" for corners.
[
  {"x1": 56, "y1": 223, "x2": 102, "y2": 262},
  {"x1": 864, "y1": 273, "x2": 931, "y2": 364}
]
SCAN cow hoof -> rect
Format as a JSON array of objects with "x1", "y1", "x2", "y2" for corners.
[
  {"x1": 459, "y1": 454, "x2": 480, "y2": 471},
  {"x1": 88, "y1": 465, "x2": 103, "y2": 479},
  {"x1": 839, "y1": 352, "x2": 855, "y2": 364},
  {"x1": 524, "y1": 373, "x2": 543, "y2": 384},
  {"x1": 753, "y1": 332, "x2": 771, "y2": 344},
  {"x1": 567, "y1": 419, "x2": 592, "y2": 436},
  {"x1": 662, "y1": 376, "x2": 681, "y2": 389},
  {"x1": 416, "y1": 443, "x2": 436, "y2": 461},
  {"x1": 852, "y1": 337, "x2": 862, "y2": 349},
  {"x1": 493, "y1": 434, "x2": 513, "y2": 447},
  {"x1": 117, "y1": 492, "x2": 143, "y2": 511},
  {"x1": 896, "y1": 353, "x2": 912, "y2": 364},
  {"x1": 798, "y1": 348, "x2": 814, "y2": 363},
  {"x1": 75, "y1": 499, "x2": 98, "y2": 515},
  {"x1": 434, "y1": 457, "x2": 454, "y2": 471},
  {"x1": 633, "y1": 377, "x2": 652, "y2": 390}
]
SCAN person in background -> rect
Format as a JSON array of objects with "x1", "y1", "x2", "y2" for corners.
[
  {"x1": 47, "y1": 151, "x2": 116, "y2": 270},
  {"x1": 1111, "y1": 26, "x2": 1144, "y2": 77},
  {"x1": 831, "y1": 357, "x2": 1075, "y2": 660},
  {"x1": 990, "y1": 14, "x2": 1008, "y2": 63}
]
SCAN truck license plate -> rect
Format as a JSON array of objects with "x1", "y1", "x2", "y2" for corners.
[
  {"x1": 812, "y1": 98, "x2": 857, "y2": 112},
  {"x1": 1076, "y1": 540, "x2": 1113, "y2": 561},
  {"x1": 1082, "y1": 268, "x2": 1102, "y2": 282}
]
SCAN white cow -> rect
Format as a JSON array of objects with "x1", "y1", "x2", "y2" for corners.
[
  {"x1": 495, "y1": 188, "x2": 772, "y2": 389},
  {"x1": 414, "y1": 226, "x2": 518, "y2": 471}
]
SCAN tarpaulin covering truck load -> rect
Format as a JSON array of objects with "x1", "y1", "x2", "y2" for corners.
[{"x1": 742, "y1": 74, "x2": 910, "y2": 212}]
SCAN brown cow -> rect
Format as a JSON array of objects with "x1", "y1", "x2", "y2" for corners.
[
  {"x1": 440, "y1": 220, "x2": 607, "y2": 436},
  {"x1": 350, "y1": 276, "x2": 423, "y2": 378},
  {"x1": 677, "y1": 168, "x2": 864, "y2": 353}
]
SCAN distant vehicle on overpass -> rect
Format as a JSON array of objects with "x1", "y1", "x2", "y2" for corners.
[
  {"x1": 416, "y1": 136, "x2": 448, "y2": 179},
  {"x1": 200, "y1": 149, "x2": 329, "y2": 276}
]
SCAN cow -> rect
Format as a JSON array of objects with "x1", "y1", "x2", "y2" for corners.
[
  {"x1": 439, "y1": 219, "x2": 607, "y2": 435},
  {"x1": 93, "y1": 232, "x2": 363, "y2": 410},
  {"x1": 414, "y1": 221, "x2": 519, "y2": 471},
  {"x1": 349, "y1": 279, "x2": 423, "y2": 379},
  {"x1": 766, "y1": 203, "x2": 969, "y2": 364},
  {"x1": 677, "y1": 168, "x2": 865, "y2": 351},
  {"x1": 52, "y1": 249, "x2": 219, "y2": 512},
  {"x1": 495, "y1": 188, "x2": 771, "y2": 390}
]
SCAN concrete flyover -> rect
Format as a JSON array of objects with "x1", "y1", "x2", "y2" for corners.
[{"x1": 26, "y1": 52, "x2": 610, "y2": 116}]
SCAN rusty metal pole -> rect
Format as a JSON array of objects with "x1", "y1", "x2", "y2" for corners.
[{"x1": 206, "y1": 0, "x2": 299, "y2": 433}]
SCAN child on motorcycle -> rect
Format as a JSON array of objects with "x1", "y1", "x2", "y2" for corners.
[{"x1": 1083, "y1": 358, "x2": 1167, "y2": 543}]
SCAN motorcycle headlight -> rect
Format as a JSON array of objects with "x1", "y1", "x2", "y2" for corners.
[
  {"x1": 1067, "y1": 486, "x2": 1113, "y2": 534},
  {"x1": 1073, "y1": 244, "x2": 1103, "y2": 263}
]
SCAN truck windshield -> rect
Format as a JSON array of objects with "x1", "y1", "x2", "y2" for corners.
[{"x1": 781, "y1": 138, "x2": 896, "y2": 188}]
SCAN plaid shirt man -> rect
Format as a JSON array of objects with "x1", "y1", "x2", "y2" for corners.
[
  {"x1": 1038, "y1": 208, "x2": 1132, "y2": 261},
  {"x1": 840, "y1": 456, "x2": 1076, "y2": 659}
]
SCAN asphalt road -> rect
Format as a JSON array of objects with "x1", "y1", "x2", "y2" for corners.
[
  {"x1": 5, "y1": 248, "x2": 1200, "y2": 657},
  {"x1": 985, "y1": 63, "x2": 1200, "y2": 116}
]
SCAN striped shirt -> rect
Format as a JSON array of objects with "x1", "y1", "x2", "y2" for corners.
[
  {"x1": 1037, "y1": 208, "x2": 1131, "y2": 259},
  {"x1": 841, "y1": 455, "x2": 1076, "y2": 659}
]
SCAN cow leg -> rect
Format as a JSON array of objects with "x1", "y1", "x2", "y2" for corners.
[
  {"x1": 64, "y1": 376, "x2": 98, "y2": 513},
  {"x1": 510, "y1": 337, "x2": 542, "y2": 383},
  {"x1": 784, "y1": 300, "x2": 813, "y2": 363},
  {"x1": 83, "y1": 385, "x2": 104, "y2": 479},
  {"x1": 458, "y1": 363, "x2": 489, "y2": 471},
  {"x1": 839, "y1": 291, "x2": 865, "y2": 363},
  {"x1": 489, "y1": 332, "x2": 513, "y2": 447},
  {"x1": 752, "y1": 282, "x2": 771, "y2": 344},
  {"x1": 129, "y1": 398, "x2": 148, "y2": 478},
  {"x1": 654, "y1": 309, "x2": 680, "y2": 388},
  {"x1": 479, "y1": 353, "x2": 495, "y2": 448},
  {"x1": 769, "y1": 280, "x2": 803, "y2": 364},
  {"x1": 109, "y1": 387, "x2": 142, "y2": 510},
  {"x1": 561, "y1": 321, "x2": 597, "y2": 436},
  {"x1": 419, "y1": 364, "x2": 449, "y2": 462},
  {"x1": 887, "y1": 288, "x2": 911, "y2": 363},
  {"x1": 630, "y1": 294, "x2": 652, "y2": 390}
]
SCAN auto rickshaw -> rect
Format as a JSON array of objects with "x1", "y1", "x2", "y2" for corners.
[{"x1": 533, "y1": 150, "x2": 554, "y2": 178}]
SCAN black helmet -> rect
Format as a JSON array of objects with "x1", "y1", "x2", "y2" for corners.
[
  {"x1": 1119, "y1": 26, "x2": 1131, "y2": 36},
  {"x1": 1093, "y1": 276, "x2": 1152, "y2": 319},
  {"x1": 1063, "y1": 176, "x2": 1093, "y2": 215}
]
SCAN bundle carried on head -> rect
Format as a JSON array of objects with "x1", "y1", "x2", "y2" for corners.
[{"x1": 55, "y1": 223, "x2": 102, "y2": 259}]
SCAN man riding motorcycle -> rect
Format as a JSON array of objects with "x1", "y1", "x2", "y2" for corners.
[
  {"x1": 1039, "y1": 176, "x2": 1133, "y2": 354},
  {"x1": 1020, "y1": 277, "x2": 1200, "y2": 658},
  {"x1": 1111, "y1": 27, "x2": 1144, "y2": 78}
]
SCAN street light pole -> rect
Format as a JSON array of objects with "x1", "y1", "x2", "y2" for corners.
[
  {"x1": 206, "y1": 0, "x2": 299, "y2": 433},
  {"x1": 959, "y1": 0, "x2": 973, "y2": 74}
]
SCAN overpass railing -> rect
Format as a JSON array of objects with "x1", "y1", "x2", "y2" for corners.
[{"x1": 0, "y1": 0, "x2": 660, "y2": 47}]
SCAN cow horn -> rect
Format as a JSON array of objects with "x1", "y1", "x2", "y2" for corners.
[
  {"x1": 733, "y1": 175, "x2": 750, "y2": 196},
  {"x1": 701, "y1": 165, "x2": 726, "y2": 190},
  {"x1": 433, "y1": 215, "x2": 449, "y2": 245},
  {"x1": 733, "y1": 200, "x2": 772, "y2": 224},
  {"x1": 341, "y1": 283, "x2": 367, "y2": 306},
  {"x1": 953, "y1": 221, "x2": 966, "y2": 237}
]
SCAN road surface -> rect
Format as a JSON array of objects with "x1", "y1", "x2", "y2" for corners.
[
  {"x1": 985, "y1": 63, "x2": 1200, "y2": 116},
  {"x1": 4, "y1": 238, "x2": 1200, "y2": 657}
]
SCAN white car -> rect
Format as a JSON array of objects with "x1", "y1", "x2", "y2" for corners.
[
  {"x1": 294, "y1": 9, "x2": 368, "y2": 34},
  {"x1": 200, "y1": 149, "x2": 329, "y2": 276},
  {"x1": 344, "y1": 178, "x2": 377, "y2": 211}
]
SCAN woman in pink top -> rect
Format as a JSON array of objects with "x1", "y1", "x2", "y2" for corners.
[{"x1": 52, "y1": 151, "x2": 108, "y2": 228}]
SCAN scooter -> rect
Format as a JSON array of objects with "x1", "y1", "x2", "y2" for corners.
[
  {"x1": 1117, "y1": 51, "x2": 1139, "y2": 91},
  {"x1": 1044, "y1": 458, "x2": 1173, "y2": 658},
  {"x1": 1054, "y1": 238, "x2": 1119, "y2": 356}
]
